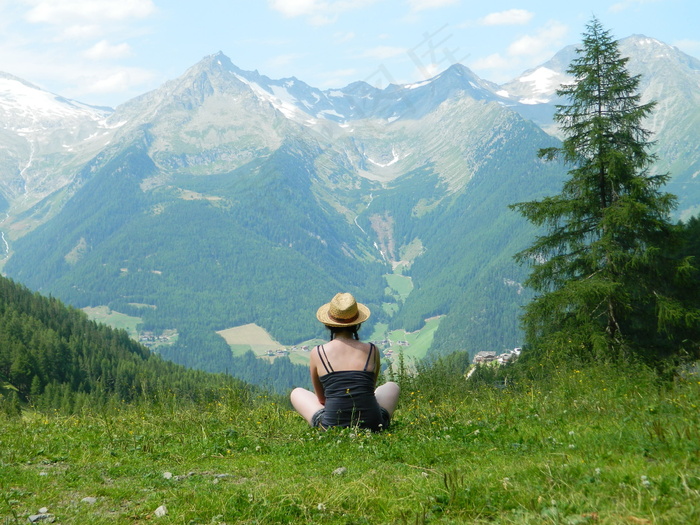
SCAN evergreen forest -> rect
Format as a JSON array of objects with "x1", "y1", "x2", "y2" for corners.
[{"x1": 0, "y1": 274, "x2": 304, "y2": 417}]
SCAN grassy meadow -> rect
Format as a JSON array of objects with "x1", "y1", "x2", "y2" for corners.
[
  {"x1": 2, "y1": 360, "x2": 699, "y2": 524},
  {"x1": 82, "y1": 307, "x2": 142, "y2": 339}
]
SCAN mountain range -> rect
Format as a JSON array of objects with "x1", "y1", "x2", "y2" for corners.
[{"x1": 1, "y1": 35, "x2": 698, "y2": 381}]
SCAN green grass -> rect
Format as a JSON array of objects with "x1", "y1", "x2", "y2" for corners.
[
  {"x1": 82, "y1": 306, "x2": 142, "y2": 338},
  {"x1": 2, "y1": 362, "x2": 699, "y2": 524},
  {"x1": 386, "y1": 316, "x2": 443, "y2": 365},
  {"x1": 385, "y1": 273, "x2": 414, "y2": 301},
  {"x1": 227, "y1": 344, "x2": 254, "y2": 357}
]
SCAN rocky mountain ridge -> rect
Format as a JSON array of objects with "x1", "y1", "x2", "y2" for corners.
[{"x1": 2, "y1": 35, "x2": 699, "y2": 231}]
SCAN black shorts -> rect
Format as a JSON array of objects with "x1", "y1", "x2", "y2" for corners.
[{"x1": 311, "y1": 407, "x2": 391, "y2": 431}]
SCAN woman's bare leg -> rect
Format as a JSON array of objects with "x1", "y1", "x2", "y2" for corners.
[
  {"x1": 375, "y1": 381, "x2": 400, "y2": 416},
  {"x1": 290, "y1": 387, "x2": 324, "y2": 425}
]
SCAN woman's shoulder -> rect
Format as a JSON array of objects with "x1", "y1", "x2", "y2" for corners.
[{"x1": 327, "y1": 339, "x2": 372, "y2": 351}]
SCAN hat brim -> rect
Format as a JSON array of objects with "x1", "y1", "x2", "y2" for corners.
[{"x1": 316, "y1": 302, "x2": 371, "y2": 327}]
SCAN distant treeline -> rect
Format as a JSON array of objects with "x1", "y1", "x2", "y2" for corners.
[{"x1": 0, "y1": 275, "x2": 300, "y2": 415}]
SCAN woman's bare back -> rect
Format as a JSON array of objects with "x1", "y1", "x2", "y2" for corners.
[{"x1": 314, "y1": 339, "x2": 376, "y2": 376}]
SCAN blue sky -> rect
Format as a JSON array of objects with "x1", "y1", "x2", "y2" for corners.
[{"x1": 0, "y1": 0, "x2": 697, "y2": 108}]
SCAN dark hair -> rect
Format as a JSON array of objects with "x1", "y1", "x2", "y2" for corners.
[{"x1": 328, "y1": 324, "x2": 361, "y2": 340}]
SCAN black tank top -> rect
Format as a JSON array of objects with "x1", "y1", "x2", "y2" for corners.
[{"x1": 317, "y1": 344, "x2": 386, "y2": 431}]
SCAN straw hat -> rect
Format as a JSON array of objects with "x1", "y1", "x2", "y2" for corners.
[{"x1": 316, "y1": 293, "x2": 371, "y2": 327}]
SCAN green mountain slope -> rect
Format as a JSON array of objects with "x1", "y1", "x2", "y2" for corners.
[
  {"x1": 361, "y1": 105, "x2": 563, "y2": 355},
  {"x1": 0, "y1": 273, "x2": 256, "y2": 409}
]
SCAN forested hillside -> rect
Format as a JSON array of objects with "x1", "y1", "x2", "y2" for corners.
[{"x1": 0, "y1": 274, "x2": 302, "y2": 416}]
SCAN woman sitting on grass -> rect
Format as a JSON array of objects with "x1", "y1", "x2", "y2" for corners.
[{"x1": 290, "y1": 293, "x2": 400, "y2": 431}]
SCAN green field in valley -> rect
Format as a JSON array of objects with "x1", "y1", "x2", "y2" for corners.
[{"x1": 82, "y1": 306, "x2": 142, "y2": 338}]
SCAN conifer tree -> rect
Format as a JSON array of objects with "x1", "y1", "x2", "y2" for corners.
[{"x1": 511, "y1": 18, "x2": 700, "y2": 366}]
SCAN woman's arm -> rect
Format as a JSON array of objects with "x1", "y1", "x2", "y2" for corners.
[
  {"x1": 373, "y1": 343, "x2": 381, "y2": 383},
  {"x1": 310, "y1": 346, "x2": 326, "y2": 405}
]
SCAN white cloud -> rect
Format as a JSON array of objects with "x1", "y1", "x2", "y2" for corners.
[
  {"x1": 507, "y1": 21, "x2": 568, "y2": 57},
  {"x1": 268, "y1": 0, "x2": 377, "y2": 25},
  {"x1": 21, "y1": 0, "x2": 157, "y2": 43},
  {"x1": 470, "y1": 53, "x2": 510, "y2": 71},
  {"x1": 610, "y1": 0, "x2": 661, "y2": 14},
  {"x1": 469, "y1": 21, "x2": 570, "y2": 83},
  {"x1": 318, "y1": 68, "x2": 359, "y2": 87},
  {"x1": 359, "y1": 46, "x2": 407, "y2": 60},
  {"x1": 673, "y1": 39, "x2": 700, "y2": 56},
  {"x1": 327, "y1": 68, "x2": 358, "y2": 77},
  {"x1": 266, "y1": 53, "x2": 307, "y2": 68},
  {"x1": 479, "y1": 9, "x2": 533, "y2": 26},
  {"x1": 83, "y1": 40, "x2": 132, "y2": 60},
  {"x1": 414, "y1": 62, "x2": 441, "y2": 79},
  {"x1": 0, "y1": 3, "x2": 158, "y2": 105},
  {"x1": 84, "y1": 67, "x2": 155, "y2": 94},
  {"x1": 407, "y1": 0, "x2": 459, "y2": 12},
  {"x1": 268, "y1": 0, "x2": 321, "y2": 17},
  {"x1": 25, "y1": 0, "x2": 156, "y2": 24},
  {"x1": 334, "y1": 31, "x2": 356, "y2": 44},
  {"x1": 60, "y1": 24, "x2": 103, "y2": 40}
]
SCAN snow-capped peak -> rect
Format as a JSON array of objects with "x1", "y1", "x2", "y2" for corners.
[{"x1": 0, "y1": 72, "x2": 111, "y2": 133}]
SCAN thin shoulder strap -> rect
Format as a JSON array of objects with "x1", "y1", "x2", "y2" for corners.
[
  {"x1": 363, "y1": 343, "x2": 376, "y2": 372},
  {"x1": 317, "y1": 344, "x2": 334, "y2": 374}
]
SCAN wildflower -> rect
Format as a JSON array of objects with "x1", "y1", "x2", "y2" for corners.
[
  {"x1": 595, "y1": 468, "x2": 601, "y2": 476},
  {"x1": 317, "y1": 503, "x2": 326, "y2": 511},
  {"x1": 568, "y1": 430, "x2": 575, "y2": 436},
  {"x1": 641, "y1": 475, "x2": 651, "y2": 488}
]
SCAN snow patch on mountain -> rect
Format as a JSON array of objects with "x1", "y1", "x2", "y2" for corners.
[
  {"x1": 0, "y1": 74, "x2": 110, "y2": 132},
  {"x1": 516, "y1": 67, "x2": 561, "y2": 104},
  {"x1": 406, "y1": 79, "x2": 434, "y2": 90},
  {"x1": 233, "y1": 73, "x2": 310, "y2": 124},
  {"x1": 318, "y1": 109, "x2": 345, "y2": 120}
]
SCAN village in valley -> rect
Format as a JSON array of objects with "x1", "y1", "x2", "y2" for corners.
[
  {"x1": 137, "y1": 330, "x2": 178, "y2": 349},
  {"x1": 472, "y1": 347, "x2": 522, "y2": 365}
]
